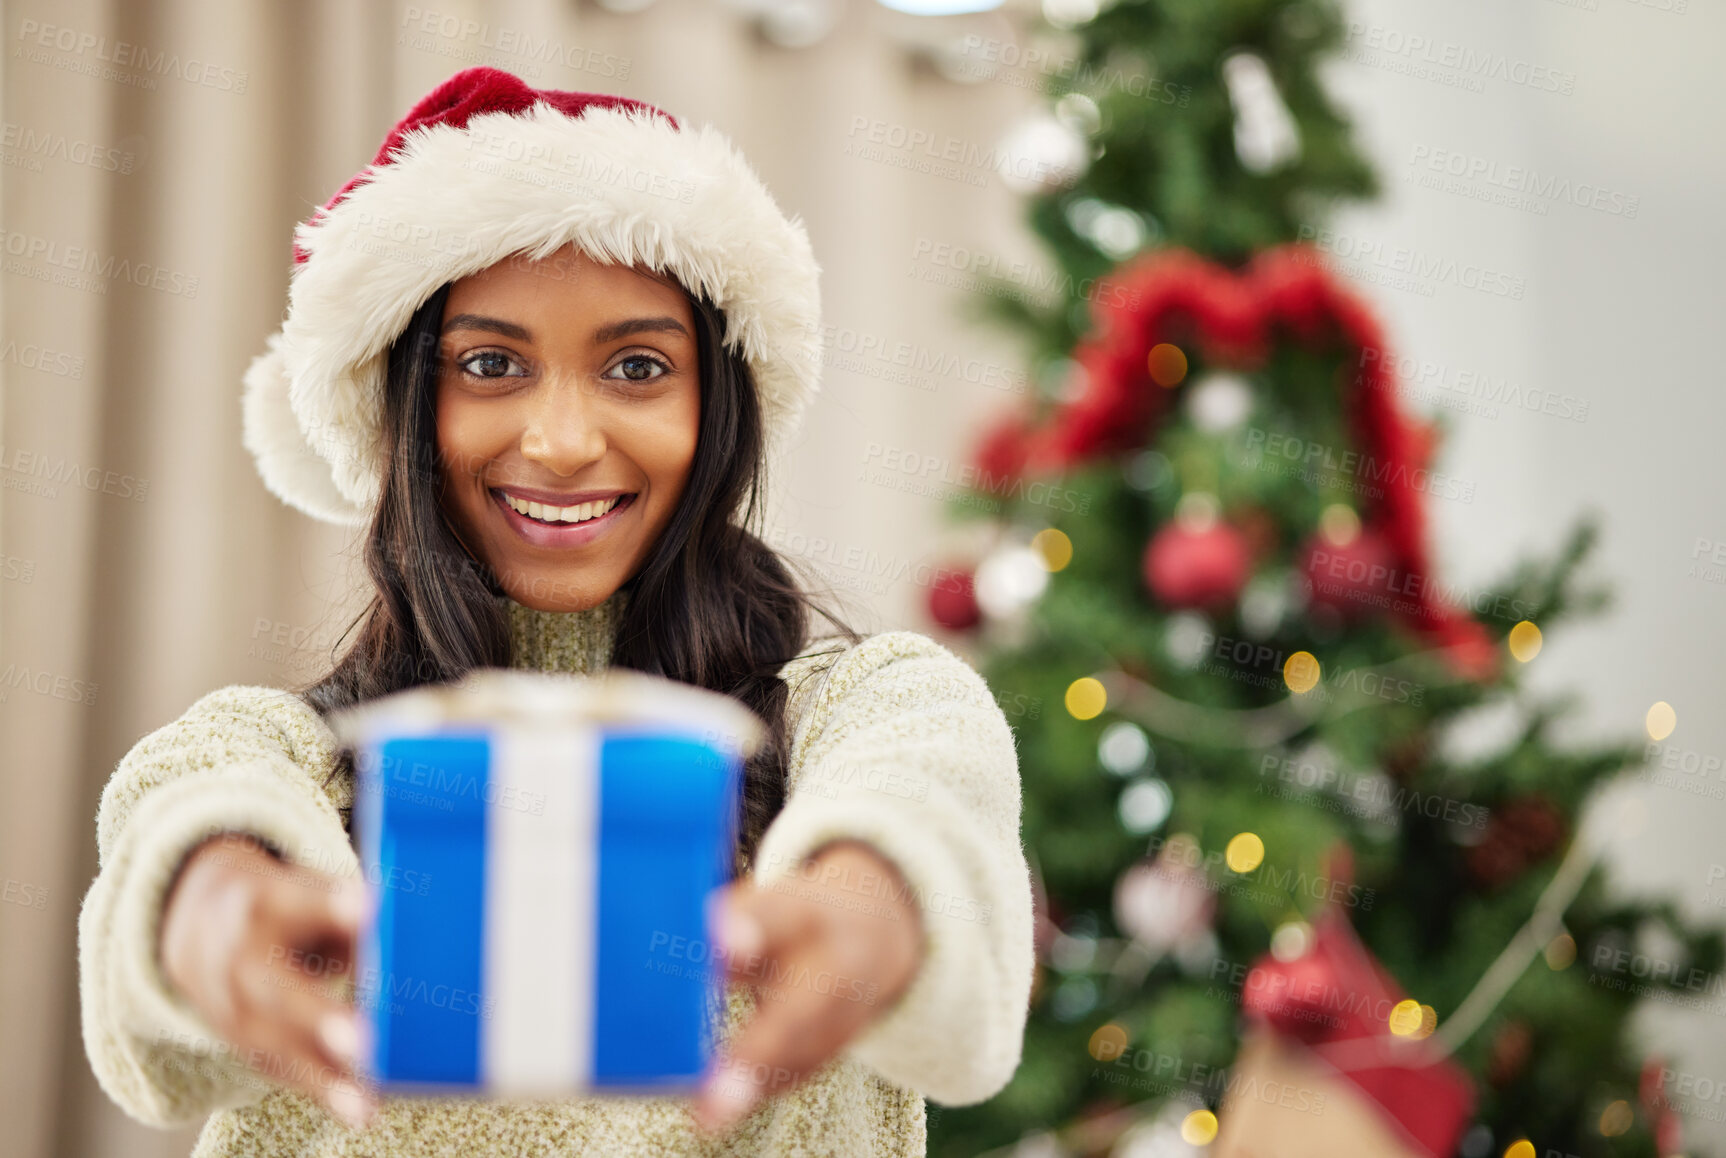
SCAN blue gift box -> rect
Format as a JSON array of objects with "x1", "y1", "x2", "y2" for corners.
[{"x1": 330, "y1": 669, "x2": 764, "y2": 1095}]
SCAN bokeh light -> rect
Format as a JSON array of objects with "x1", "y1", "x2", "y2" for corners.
[
  {"x1": 1508, "y1": 621, "x2": 1543, "y2": 663},
  {"x1": 1646, "y1": 701, "x2": 1676, "y2": 741},
  {"x1": 1284, "y1": 651, "x2": 1321, "y2": 694},
  {"x1": 1598, "y1": 1099, "x2": 1633, "y2": 1137},
  {"x1": 1180, "y1": 1109, "x2": 1219, "y2": 1145},
  {"x1": 1098, "y1": 721, "x2": 1151, "y2": 775},
  {"x1": 1319, "y1": 503, "x2": 1361, "y2": 547},
  {"x1": 1270, "y1": 921, "x2": 1312, "y2": 962},
  {"x1": 1066, "y1": 677, "x2": 1107, "y2": 720},
  {"x1": 1225, "y1": 832, "x2": 1265, "y2": 873},
  {"x1": 1032, "y1": 527, "x2": 1074, "y2": 571},
  {"x1": 1388, "y1": 999, "x2": 1423, "y2": 1036},
  {"x1": 1087, "y1": 1022, "x2": 1128, "y2": 1062},
  {"x1": 1118, "y1": 779, "x2": 1174, "y2": 834},
  {"x1": 1148, "y1": 342, "x2": 1188, "y2": 387}
]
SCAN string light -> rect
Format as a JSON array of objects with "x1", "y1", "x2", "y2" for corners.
[
  {"x1": 1180, "y1": 1109, "x2": 1219, "y2": 1145},
  {"x1": 1174, "y1": 491, "x2": 1221, "y2": 532},
  {"x1": 1032, "y1": 528, "x2": 1074, "y2": 571},
  {"x1": 1225, "y1": 832, "x2": 1264, "y2": 873},
  {"x1": 1508, "y1": 621, "x2": 1542, "y2": 662},
  {"x1": 1148, "y1": 343, "x2": 1188, "y2": 387},
  {"x1": 1319, "y1": 503, "x2": 1361, "y2": 547},
  {"x1": 1270, "y1": 920, "x2": 1313, "y2": 962},
  {"x1": 1646, "y1": 701, "x2": 1677, "y2": 741},
  {"x1": 1118, "y1": 779, "x2": 1173, "y2": 834},
  {"x1": 1598, "y1": 1099, "x2": 1633, "y2": 1137},
  {"x1": 1066, "y1": 677, "x2": 1107, "y2": 720},
  {"x1": 1284, "y1": 651, "x2": 1321, "y2": 694},
  {"x1": 1087, "y1": 1022, "x2": 1128, "y2": 1062}
]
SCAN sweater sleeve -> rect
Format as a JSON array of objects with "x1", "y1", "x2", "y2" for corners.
[
  {"x1": 755, "y1": 630, "x2": 1035, "y2": 1106},
  {"x1": 77, "y1": 684, "x2": 360, "y2": 1127}
]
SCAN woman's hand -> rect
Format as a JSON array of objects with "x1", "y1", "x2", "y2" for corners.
[
  {"x1": 157, "y1": 832, "x2": 376, "y2": 1129},
  {"x1": 692, "y1": 840, "x2": 926, "y2": 1134}
]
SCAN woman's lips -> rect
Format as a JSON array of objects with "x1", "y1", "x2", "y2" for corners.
[{"x1": 491, "y1": 489, "x2": 636, "y2": 548}]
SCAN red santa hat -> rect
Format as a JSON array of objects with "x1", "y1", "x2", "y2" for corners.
[{"x1": 241, "y1": 66, "x2": 822, "y2": 526}]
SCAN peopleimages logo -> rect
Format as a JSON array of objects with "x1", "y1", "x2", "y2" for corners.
[
  {"x1": 1406, "y1": 145, "x2": 1639, "y2": 218},
  {"x1": 1093, "y1": 1041, "x2": 1329, "y2": 1115},
  {"x1": 909, "y1": 238, "x2": 1143, "y2": 310},
  {"x1": 0, "y1": 229, "x2": 199, "y2": 298},
  {"x1": 0, "y1": 121, "x2": 136, "y2": 173},
  {"x1": 1294, "y1": 225, "x2": 1526, "y2": 300},
  {"x1": 846, "y1": 115, "x2": 1069, "y2": 188},
  {"x1": 398, "y1": 8, "x2": 631, "y2": 78},
  {"x1": 1357, "y1": 346, "x2": 1590, "y2": 425},
  {"x1": 1343, "y1": 22, "x2": 1577, "y2": 95},
  {"x1": 1146, "y1": 835, "x2": 1375, "y2": 911},
  {"x1": 951, "y1": 36, "x2": 1192, "y2": 107},
  {"x1": 14, "y1": 19, "x2": 249, "y2": 93},
  {"x1": 1242, "y1": 426, "x2": 1478, "y2": 504},
  {"x1": 1258, "y1": 754, "x2": 1489, "y2": 830},
  {"x1": 860, "y1": 441, "x2": 1093, "y2": 516}
]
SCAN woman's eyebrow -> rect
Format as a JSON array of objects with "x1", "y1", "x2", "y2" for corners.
[
  {"x1": 440, "y1": 314, "x2": 690, "y2": 344},
  {"x1": 442, "y1": 313, "x2": 532, "y2": 340},
  {"x1": 590, "y1": 316, "x2": 690, "y2": 344}
]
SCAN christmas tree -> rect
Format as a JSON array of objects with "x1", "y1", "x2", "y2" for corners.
[{"x1": 923, "y1": 2, "x2": 1721, "y2": 1156}]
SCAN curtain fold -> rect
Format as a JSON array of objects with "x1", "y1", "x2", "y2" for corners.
[{"x1": 1, "y1": 1, "x2": 1035, "y2": 1154}]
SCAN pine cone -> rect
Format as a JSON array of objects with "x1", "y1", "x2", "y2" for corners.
[
  {"x1": 1466, "y1": 795, "x2": 1568, "y2": 889},
  {"x1": 1382, "y1": 730, "x2": 1431, "y2": 781},
  {"x1": 1487, "y1": 1020, "x2": 1533, "y2": 1087}
]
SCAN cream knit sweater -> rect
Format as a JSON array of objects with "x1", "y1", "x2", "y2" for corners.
[{"x1": 78, "y1": 589, "x2": 1035, "y2": 1156}]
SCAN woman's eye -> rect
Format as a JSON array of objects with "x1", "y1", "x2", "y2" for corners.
[
  {"x1": 609, "y1": 354, "x2": 670, "y2": 383},
  {"x1": 458, "y1": 351, "x2": 527, "y2": 379}
]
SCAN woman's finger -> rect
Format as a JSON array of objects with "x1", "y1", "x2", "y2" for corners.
[
  {"x1": 708, "y1": 883, "x2": 812, "y2": 984},
  {"x1": 260, "y1": 993, "x2": 377, "y2": 1129},
  {"x1": 233, "y1": 873, "x2": 376, "y2": 1128},
  {"x1": 692, "y1": 941, "x2": 858, "y2": 1136},
  {"x1": 238, "y1": 1017, "x2": 351, "y2": 1113},
  {"x1": 272, "y1": 970, "x2": 363, "y2": 1073}
]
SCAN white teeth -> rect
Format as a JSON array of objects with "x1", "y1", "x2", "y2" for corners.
[{"x1": 503, "y1": 493, "x2": 623, "y2": 525}]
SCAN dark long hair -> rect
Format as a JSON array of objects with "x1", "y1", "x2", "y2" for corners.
[{"x1": 295, "y1": 270, "x2": 861, "y2": 874}]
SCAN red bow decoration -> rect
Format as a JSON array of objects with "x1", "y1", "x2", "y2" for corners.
[{"x1": 974, "y1": 245, "x2": 1498, "y2": 680}]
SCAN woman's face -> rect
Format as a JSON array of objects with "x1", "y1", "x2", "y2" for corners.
[{"x1": 434, "y1": 244, "x2": 700, "y2": 611}]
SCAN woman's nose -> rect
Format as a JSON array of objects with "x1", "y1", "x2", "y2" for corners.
[{"x1": 518, "y1": 375, "x2": 607, "y2": 472}]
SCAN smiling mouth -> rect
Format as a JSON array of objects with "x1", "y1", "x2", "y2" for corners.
[{"x1": 493, "y1": 490, "x2": 634, "y2": 526}]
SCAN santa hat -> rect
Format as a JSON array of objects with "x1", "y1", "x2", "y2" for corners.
[{"x1": 241, "y1": 66, "x2": 823, "y2": 526}]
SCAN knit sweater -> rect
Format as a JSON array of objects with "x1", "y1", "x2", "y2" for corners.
[{"x1": 78, "y1": 588, "x2": 1035, "y2": 1157}]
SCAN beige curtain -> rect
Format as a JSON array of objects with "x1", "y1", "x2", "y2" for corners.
[{"x1": 0, "y1": 0, "x2": 1038, "y2": 1154}]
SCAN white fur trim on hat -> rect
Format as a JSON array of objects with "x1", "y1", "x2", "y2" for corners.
[{"x1": 243, "y1": 101, "x2": 823, "y2": 525}]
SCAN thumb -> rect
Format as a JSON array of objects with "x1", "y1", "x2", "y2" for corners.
[
  {"x1": 707, "y1": 884, "x2": 764, "y2": 978},
  {"x1": 325, "y1": 871, "x2": 369, "y2": 935},
  {"x1": 708, "y1": 880, "x2": 813, "y2": 983}
]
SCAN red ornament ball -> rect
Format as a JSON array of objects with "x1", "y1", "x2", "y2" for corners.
[
  {"x1": 1300, "y1": 530, "x2": 1398, "y2": 619},
  {"x1": 1142, "y1": 521, "x2": 1252, "y2": 609},
  {"x1": 1240, "y1": 948, "x2": 1340, "y2": 1045},
  {"x1": 928, "y1": 567, "x2": 981, "y2": 631}
]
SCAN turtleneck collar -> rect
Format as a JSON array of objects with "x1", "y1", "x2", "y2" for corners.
[{"x1": 504, "y1": 586, "x2": 630, "y2": 675}]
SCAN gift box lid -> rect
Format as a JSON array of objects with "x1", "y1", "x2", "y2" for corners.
[{"x1": 327, "y1": 667, "x2": 767, "y2": 759}]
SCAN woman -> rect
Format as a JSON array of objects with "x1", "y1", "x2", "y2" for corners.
[{"x1": 78, "y1": 67, "x2": 1034, "y2": 1157}]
